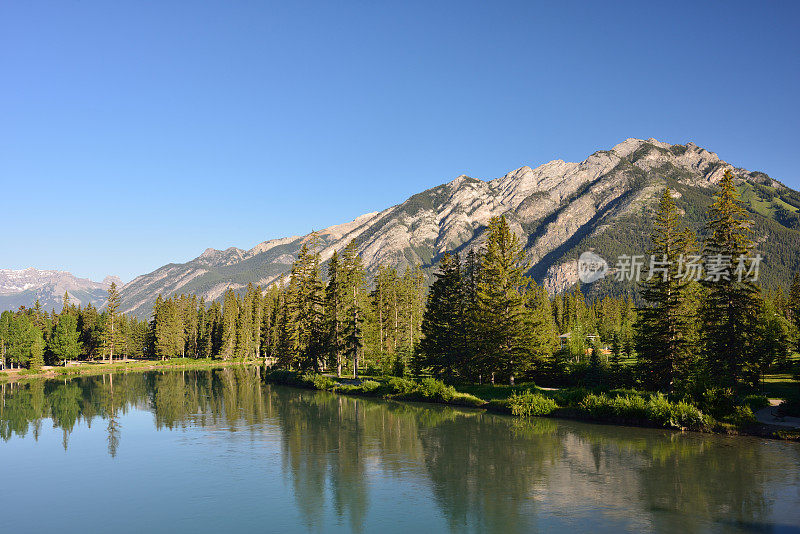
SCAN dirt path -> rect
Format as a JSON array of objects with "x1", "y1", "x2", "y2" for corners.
[{"x1": 756, "y1": 402, "x2": 800, "y2": 429}]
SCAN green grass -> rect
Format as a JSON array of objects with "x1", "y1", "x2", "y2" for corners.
[
  {"x1": 761, "y1": 373, "x2": 800, "y2": 402},
  {"x1": 457, "y1": 382, "x2": 543, "y2": 401}
]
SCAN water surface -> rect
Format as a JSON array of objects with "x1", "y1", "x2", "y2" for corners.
[{"x1": 2, "y1": 369, "x2": 799, "y2": 533}]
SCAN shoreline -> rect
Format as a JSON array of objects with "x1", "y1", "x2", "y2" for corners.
[
  {"x1": 260, "y1": 371, "x2": 800, "y2": 442},
  {"x1": 0, "y1": 358, "x2": 257, "y2": 383},
  {"x1": 2, "y1": 363, "x2": 797, "y2": 441}
]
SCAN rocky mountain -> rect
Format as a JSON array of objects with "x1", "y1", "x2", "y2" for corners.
[
  {"x1": 119, "y1": 138, "x2": 800, "y2": 318},
  {"x1": 0, "y1": 268, "x2": 119, "y2": 313}
]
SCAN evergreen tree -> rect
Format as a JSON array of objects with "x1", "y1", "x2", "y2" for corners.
[
  {"x1": 700, "y1": 170, "x2": 762, "y2": 389},
  {"x1": 79, "y1": 303, "x2": 102, "y2": 360},
  {"x1": 29, "y1": 328, "x2": 45, "y2": 370},
  {"x1": 7, "y1": 314, "x2": 36, "y2": 368},
  {"x1": 476, "y1": 215, "x2": 537, "y2": 384},
  {"x1": 104, "y1": 282, "x2": 121, "y2": 362},
  {"x1": 325, "y1": 251, "x2": 346, "y2": 376},
  {"x1": 789, "y1": 272, "x2": 800, "y2": 351},
  {"x1": 635, "y1": 188, "x2": 698, "y2": 391},
  {"x1": 417, "y1": 253, "x2": 465, "y2": 380},
  {"x1": 527, "y1": 283, "x2": 558, "y2": 370},
  {"x1": 236, "y1": 284, "x2": 256, "y2": 359},
  {"x1": 341, "y1": 241, "x2": 365, "y2": 377},
  {"x1": 50, "y1": 313, "x2": 82, "y2": 365},
  {"x1": 220, "y1": 289, "x2": 238, "y2": 360}
]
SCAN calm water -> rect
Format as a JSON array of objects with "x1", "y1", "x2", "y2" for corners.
[{"x1": 1, "y1": 369, "x2": 799, "y2": 533}]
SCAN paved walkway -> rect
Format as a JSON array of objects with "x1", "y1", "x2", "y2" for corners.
[{"x1": 756, "y1": 401, "x2": 800, "y2": 429}]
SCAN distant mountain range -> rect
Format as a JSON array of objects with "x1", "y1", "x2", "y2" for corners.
[
  {"x1": 7, "y1": 138, "x2": 800, "y2": 319},
  {"x1": 0, "y1": 268, "x2": 120, "y2": 313}
]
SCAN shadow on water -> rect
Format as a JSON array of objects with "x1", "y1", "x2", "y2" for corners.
[{"x1": 2, "y1": 369, "x2": 799, "y2": 533}]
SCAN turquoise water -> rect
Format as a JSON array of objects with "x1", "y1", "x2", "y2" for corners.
[{"x1": 1, "y1": 368, "x2": 799, "y2": 533}]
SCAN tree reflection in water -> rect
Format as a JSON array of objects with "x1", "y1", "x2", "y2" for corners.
[{"x1": 2, "y1": 369, "x2": 798, "y2": 533}]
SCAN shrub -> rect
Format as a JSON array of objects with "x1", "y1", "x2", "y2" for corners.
[
  {"x1": 698, "y1": 387, "x2": 736, "y2": 419},
  {"x1": 360, "y1": 380, "x2": 381, "y2": 393},
  {"x1": 387, "y1": 377, "x2": 417, "y2": 395},
  {"x1": 416, "y1": 378, "x2": 456, "y2": 402},
  {"x1": 303, "y1": 373, "x2": 338, "y2": 391},
  {"x1": 742, "y1": 394, "x2": 770, "y2": 413},
  {"x1": 576, "y1": 391, "x2": 706, "y2": 430},
  {"x1": 508, "y1": 391, "x2": 559, "y2": 417},
  {"x1": 727, "y1": 405, "x2": 757, "y2": 427},
  {"x1": 777, "y1": 399, "x2": 800, "y2": 417},
  {"x1": 552, "y1": 387, "x2": 591, "y2": 406}
]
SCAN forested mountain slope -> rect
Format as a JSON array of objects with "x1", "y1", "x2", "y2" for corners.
[{"x1": 119, "y1": 138, "x2": 800, "y2": 318}]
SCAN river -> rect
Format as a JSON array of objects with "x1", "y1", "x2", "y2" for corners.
[{"x1": 1, "y1": 368, "x2": 799, "y2": 533}]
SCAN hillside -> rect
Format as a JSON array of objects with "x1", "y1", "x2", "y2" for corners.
[{"x1": 118, "y1": 138, "x2": 800, "y2": 318}]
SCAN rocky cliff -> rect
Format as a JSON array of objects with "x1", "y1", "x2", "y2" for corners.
[{"x1": 117, "y1": 138, "x2": 800, "y2": 318}]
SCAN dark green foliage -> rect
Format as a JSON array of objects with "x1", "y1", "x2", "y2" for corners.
[
  {"x1": 700, "y1": 170, "x2": 763, "y2": 389},
  {"x1": 50, "y1": 313, "x2": 82, "y2": 364},
  {"x1": 635, "y1": 188, "x2": 699, "y2": 392},
  {"x1": 416, "y1": 253, "x2": 467, "y2": 380},
  {"x1": 508, "y1": 391, "x2": 558, "y2": 417}
]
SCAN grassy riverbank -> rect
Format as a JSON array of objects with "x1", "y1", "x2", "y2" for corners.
[
  {"x1": 0, "y1": 358, "x2": 255, "y2": 382},
  {"x1": 263, "y1": 370, "x2": 800, "y2": 440}
]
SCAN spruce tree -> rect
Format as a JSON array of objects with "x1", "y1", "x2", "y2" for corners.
[
  {"x1": 635, "y1": 188, "x2": 698, "y2": 391},
  {"x1": 340, "y1": 240, "x2": 365, "y2": 377},
  {"x1": 50, "y1": 313, "x2": 82, "y2": 365},
  {"x1": 700, "y1": 170, "x2": 762, "y2": 389},
  {"x1": 105, "y1": 282, "x2": 121, "y2": 363},
  {"x1": 29, "y1": 328, "x2": 45, "y2": 370},
  {"x1": 325, "y1": 250, "x2": 346, "y2": 376},
  {"x1": 417, "y1": 253, "x2": 465, "y2": 380},
  {"x1": 789, "y1": 272, "x2": 800, "y2": 351},
  {"x1": 236, "y1": 283, "x2": 256, "y2": 359},
  {"x1": 221, "y1": 289, "x2": 238, "y2": 360},
  {"x1": 476, "y1": 215, "x2": 537, "y2": 384}
]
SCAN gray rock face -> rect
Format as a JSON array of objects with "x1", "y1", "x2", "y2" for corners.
[
  {"x1": 0, "y1": 268, "x2": 114, "y2": 312},
  {"x1": 117, "y1": 137, "x2": 797, "y2": 318}
]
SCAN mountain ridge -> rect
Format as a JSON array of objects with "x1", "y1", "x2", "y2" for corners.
[
  {"x1": 62, "y1": 138, "x2": 800, "y2": 318},
  {"x1": 0, "y1": 268, "x2": 116, "y2": 312}
]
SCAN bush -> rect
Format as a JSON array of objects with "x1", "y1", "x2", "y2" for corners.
[
  {"x1": 552, "y1": 387, "x2": 591, "y2": 406},
  {"x1": 727, "y1": 405, "x2": 757, "y2": 427},
  {"x1": 508, "y1": 391, "x2": 559, "y2": 417},
  {"x1": 416, "y1": 378, "x2": 456, "y2": 402},
  {"x1": 698, "y1": 387, "x2": 737, "y2": 419},
  {"x1": 360, "y1": 380, "x2": 381, "y2": 393},
  {"x1": 303, "y1": 373, "x2": 338, "y2": 391},
  {"x1": 576, "y1": 391, "x2": 706, "y2": 430},
  {"x1": 777, "y1": 398, "x2": 800, "y2": 417},
  {"x1": 742, "y1": 394, "x2": 770, "y2": 413},
  {"x1": 387, "y1": 377, "x2": 418, "y2": 395}
]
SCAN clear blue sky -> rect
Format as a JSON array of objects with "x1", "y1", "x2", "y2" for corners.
[{"x1": 2, "y1": 1, "x2": 798, "y2": 283}]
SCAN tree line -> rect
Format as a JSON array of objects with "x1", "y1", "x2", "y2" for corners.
[
  {"x1": 0, "y1": 283, "x2": 148, "y2": 370},
  {"x1": 2, "y1": 170, "x2": 799, "y2": 401}
]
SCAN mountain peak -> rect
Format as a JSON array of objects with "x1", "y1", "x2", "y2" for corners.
[{"x1": 114, "y1": 138, "x2": 799, "y2": 318}]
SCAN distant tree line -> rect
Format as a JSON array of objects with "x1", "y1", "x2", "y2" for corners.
[{"x1": 0, "y1": 283, "x2": 148, "y2": 370}]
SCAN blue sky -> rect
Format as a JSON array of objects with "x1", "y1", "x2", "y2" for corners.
[{"x1": 2, "y1": 1, "x2": 798, "y2": 282}]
